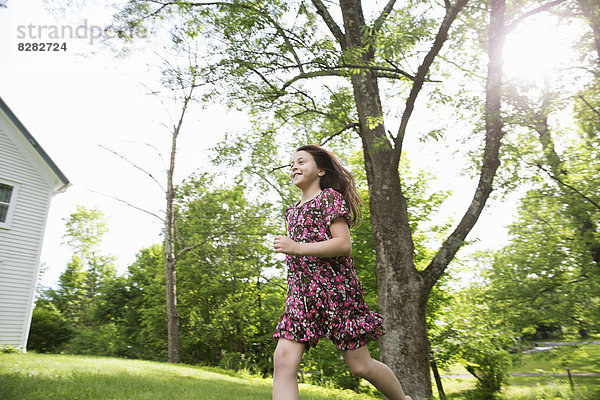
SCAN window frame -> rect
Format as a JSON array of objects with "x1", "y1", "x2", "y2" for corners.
[{"x1": 0, "y1": 180, "x2": 19, "y2": 229}]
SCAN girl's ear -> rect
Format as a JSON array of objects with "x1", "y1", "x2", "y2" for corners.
[{"x1": 318, "y1": 170, "x2": 325, "y2": 176}]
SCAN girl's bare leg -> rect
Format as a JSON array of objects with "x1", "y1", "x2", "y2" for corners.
[
  {"x1": 342, "y1": 345, "x2": 412, "y2": 400},
  {"x1": 272, "y1": 338, "x2": 306, "y2": 400}
]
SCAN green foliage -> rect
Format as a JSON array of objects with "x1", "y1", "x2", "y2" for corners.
[
  {"x1": 173, "y1": 175, "x2": 285, "y2": 370},
  {"x1": 52, "y1": 178, "x2": 286, "y2": 373},
  {"x1": 0, "y1": 346, "x2": 20, "y2": 354},
  {"x1": 27, "y1": 301, "x2": 72, "y2": 353},
  {"x1": 117, "y1": 244, "x2": 168, "y2": 361},
  {"x1": 62, "y1": 206, "x2": 108, "y2": 255},
  {"x1": 62, "y1": 323, "x2": 123, "y2": 357},
  {"x1": 434, "y1": 285, "x2": 520, "y2": 394},
  {"x1": 46, "y1": 206, "x2": 117, "y2": 328},
  {"x1": 481, "y1": 167, "x2": 600, "y2": 339},
  {"x1": 32, "y1": 206, "x2": 119, "y2": 357},
  {"x1": 48, "y1": 256, "x2": 87, "y2": 325},
  {"x1": 299, "y1": 340, "x2": 359, "y2": 391}
]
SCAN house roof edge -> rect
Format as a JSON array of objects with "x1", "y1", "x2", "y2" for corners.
[{"x1": 0, "y1": 96, "x2": 70, "y2": 188}]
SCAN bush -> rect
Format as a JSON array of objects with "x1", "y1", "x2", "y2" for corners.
[
  {"x1": 63, "y1": 323, "x2": 124, "y2": 357},
  {"x1": 1, "y1": 345, "x2": 21, "y2": 354},
  {"x1": 218, "y1": 351, "x2": 250, "y2": 370},
  {"x1": 27, "y1": 303, "x2": 72, "y2": 353}
]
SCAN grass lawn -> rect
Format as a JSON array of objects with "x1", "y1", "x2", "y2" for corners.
[
  {"x1": 512, "y1": 344, "x2": 600, "y2": 374},
  {"x1": 431, "y1": 343, "x2": 600, "y2": 399},
  {"x1": 2, "y1": 344, "x2": 599, "y2": 399},
  {"x1": 437, "y1": 344, "x2": 600, "y2": 376},
  {"x1": 0, "y1": 353, "x2": 377, "y2": 400}
]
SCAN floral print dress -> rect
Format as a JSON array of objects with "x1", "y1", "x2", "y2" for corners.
[{"x1": 273, "y1": 188, "x2": 384, "y2": 351}]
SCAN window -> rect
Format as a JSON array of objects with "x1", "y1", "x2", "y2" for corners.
[{"x1": 0, "y1": 182, "x2": 17, "y2": 228}]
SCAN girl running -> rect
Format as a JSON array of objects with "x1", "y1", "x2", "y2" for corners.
[{"x1": 272, "y1": 144, "x2": 412, "y2": 400}]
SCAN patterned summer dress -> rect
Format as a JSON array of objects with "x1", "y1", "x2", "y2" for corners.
[{"x1": 273, "y1": 188, "x2": 384, "y2": 350}]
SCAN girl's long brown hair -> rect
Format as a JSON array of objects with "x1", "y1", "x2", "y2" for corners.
[{"x1": 296, "y1": 144, "x2": 363, "y2": 227}]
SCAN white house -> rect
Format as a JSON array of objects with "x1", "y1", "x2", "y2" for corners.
[{"x1": 0, "y1": 96, "x2": 69, "y2": 351}]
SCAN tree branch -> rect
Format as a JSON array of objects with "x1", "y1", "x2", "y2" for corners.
[
  {"x1": 423, "y1": 0, "x2": 504, "y2": 287},
  {"x1": 279, "y1": 63, "x2": 416, "y2": 92},
  {"x1": 177, "y1": 225, "x2": 238, "y2": 257},
  {"x1": 311, "y1": 0, "x2": 346, "y2": 49},
  {"x1": 338, "y1": 63, "x2": 416, "y2": 80},
  {"x1": 393, "y1": 0, "x2": 470, "y2": 161},
  {"x1": 87, "y1": 188, "x2": 165, "y2": 221},
  {"x1": 320, "y1": 122, "x2": 360, "y2": 145},
  {"x1": 536, "y1": 164, "x2": 600, "y2": 212},
  {"x1": 99, "y1": 144, "x2": 166, "y2": 192},
  {"x1": 269, "y1": 122, "x2": 359, "y2": 172},
  {"x1": 578, "y1": 94, "x2": 600, "y2": 118},
  {"x1": 373, "y1": 0, "x2": 397, "y2": 33},
  {"x1": 280, "y1": 69, "x2": 350, "y2": 91},
  {"x1": 505, "y1": 0, "x2": 569, "y2": 32}
]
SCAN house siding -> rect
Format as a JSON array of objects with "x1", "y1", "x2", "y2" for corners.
[{"x1": 0, "y1": 124, "x2": 53, "y2": 349}]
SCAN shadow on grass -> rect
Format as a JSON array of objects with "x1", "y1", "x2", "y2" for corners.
[{"x1": 0, "y1": 370, "x2": 272, "y2": 400}]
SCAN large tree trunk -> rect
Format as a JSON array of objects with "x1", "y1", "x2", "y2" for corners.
[
  {"x1": 338, "y1": 0, "x2": 505, "y2": 397},
  {"x1": 339, "y1": 1, "x2": 432, "y2": 397}
]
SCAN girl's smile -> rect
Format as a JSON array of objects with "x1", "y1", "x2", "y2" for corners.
[{"x1": 290, "y1": 150, "x2": 325, "y2": 189}]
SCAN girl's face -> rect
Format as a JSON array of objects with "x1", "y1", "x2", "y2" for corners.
[{"x1": 290, "y1": 150, "x2": 324, "y2": 190}]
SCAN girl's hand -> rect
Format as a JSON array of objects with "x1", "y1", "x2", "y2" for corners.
[{"x1": 273, "y1": 235, "x2": 298, "y2": 255}]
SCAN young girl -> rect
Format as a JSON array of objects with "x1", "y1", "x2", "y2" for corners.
[{"x1": 272, "y1": 145, "x2": 412, "y2": 400}]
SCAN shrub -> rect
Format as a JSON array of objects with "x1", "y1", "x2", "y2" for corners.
[
  {"x1": 27, "y1": 303, "x2": 72, "y2": 353},
  {"x1": 63, "y1": 323, "x2": 124, "y2": 357},
  {"x1": 0, "y1": 345, "x2": 21, "y2": 354}
]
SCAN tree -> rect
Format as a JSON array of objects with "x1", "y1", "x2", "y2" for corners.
[
  {"x1": 48, "y1": 206, "x2": 116, "y2": 326},
  {"x1": 112, "y1": 1, "x2": 477, "y2": 396},
  {"x1": 481, "y1": 113, "x2": 600, "y2": 338},
  {"x1": 113, "y1": 0, "x2": 578, "y2": 396},
  {"x1": 173, "y1": 175, "x2": 285, "y2": 370},
  {"x1": 97, "y1": 40, "x2": 210, "y2": 362},
  {"x1": 162, "y1": 65, "x2": 198, "y2": 364},
  {"x1": 437, "y1": 283, "x2": 519, "y2": 394},
  {"x1": 32, "y1": 206, "x2": 118, "y2": 355},
  {"x1": 486, "y1": 0, "x2": 600, "y2": 340},
  {"x1": 121, "y1": 244, "x2": 169, "y2": 360}
]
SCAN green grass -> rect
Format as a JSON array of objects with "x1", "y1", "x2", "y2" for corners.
[
  {"x1": 2, "y1": 345, "x2": 600, "y2": 400},
  {"x1": 512, "y1": 344, "x2": 600, "y2": 374},
  {"x1": 432, "y1": 343, "x2": 600, "y2": 399},
  {"x1": 0, "y1": 353, "x2": 377, "y2": 400}
]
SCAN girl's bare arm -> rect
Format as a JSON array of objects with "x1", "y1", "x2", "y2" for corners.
[{"x1": 273, "y1": 218, "x2": 352, "y2": 257}]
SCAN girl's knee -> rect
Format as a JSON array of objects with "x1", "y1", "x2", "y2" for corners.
[
  {"x1": 343, "y1": 346, "x2": 374, "y2": 379},
  {"x1": 273, "y1": 340, "x2": 303, "y2": 374},
  {"x1": 347, "y1": 359, "x2": 372, "y2": 379},
  {"x1": 273, "y1": 346, "x2": 291, "y2": 371}
]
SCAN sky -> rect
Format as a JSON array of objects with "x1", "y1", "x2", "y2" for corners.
[
  {"x1": 0, "y1": 0, "x2": 249, "y2": 287},
  {"x1": 0, "y1": 0, "x2": 578, "y2": 289}
]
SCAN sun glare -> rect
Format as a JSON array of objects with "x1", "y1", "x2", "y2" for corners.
[{"x1": 503, "y1": 16, "x2": 575, "y2": 84}]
